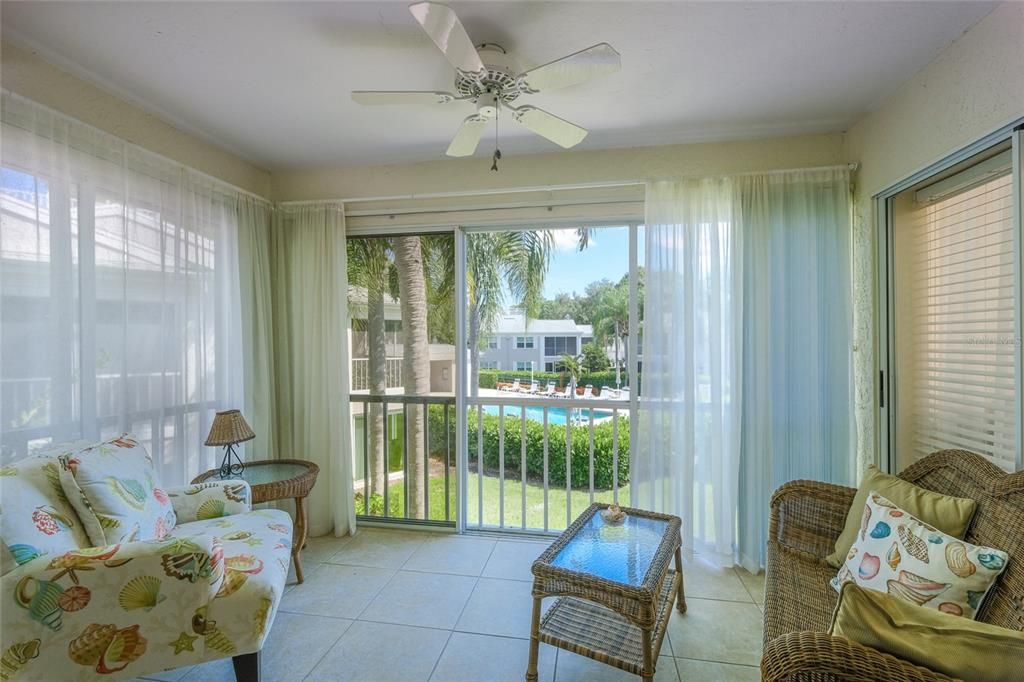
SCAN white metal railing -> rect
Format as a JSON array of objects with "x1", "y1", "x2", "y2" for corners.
[
  {"x1": 464, "y1": 394, "x2": 630, "y2": 534},
  {"x1": 350, "y1": 358, "x2": 403, "y2": 391}
]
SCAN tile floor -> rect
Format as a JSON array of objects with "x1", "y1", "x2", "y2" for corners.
[{"x1": 134, "y1": 528, "x2": 764, "y2": 682}]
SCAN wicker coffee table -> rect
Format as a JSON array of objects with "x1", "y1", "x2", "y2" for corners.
[
  {"x1": 192, "y1": 459, "x2": 319, "y2": 583},
  {"x1": 526, "y1": 503, "x2": 685, "y2": 682}
]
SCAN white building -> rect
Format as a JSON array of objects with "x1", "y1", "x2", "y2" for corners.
[{"x1": 477, "y1": 309, "x2": 596, "y2": 373}]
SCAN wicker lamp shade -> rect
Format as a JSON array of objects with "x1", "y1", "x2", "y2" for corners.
[{"x1": 205, "y1": 410, "x2": 255, "y2": 446}]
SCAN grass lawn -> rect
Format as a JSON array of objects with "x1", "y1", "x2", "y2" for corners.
[{"x1": 355, "y1": 468, "x2": 628, "y2": 531}]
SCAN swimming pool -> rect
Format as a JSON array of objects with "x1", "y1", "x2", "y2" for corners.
[{"x1": 479, "y1": 404, "x2": 619, "y2": 426}]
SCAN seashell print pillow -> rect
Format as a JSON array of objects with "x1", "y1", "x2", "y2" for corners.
[
  {"x1": 831, "y1": 491, "x2": 1009, "y2": 619},
  {"x1": 57, "y1": 433, "x2": 176, "y2": 546}
]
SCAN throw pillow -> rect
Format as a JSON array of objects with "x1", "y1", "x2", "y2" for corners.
[
  {"x1": 826, "y1": 465, "x2": 976, "y2": 567},
  {"x1": 832, "y1": 491, "x2": 1008, "y2": 619},
  {"x1": 1, "y1": 456, "x2": 91, "y2": 568},
  {"x1": 830, "y1": 582, "x2": 1024, "y2": 682},
  {"x1": 57, "y1": 433, "x2": 176, "y2": 546}
]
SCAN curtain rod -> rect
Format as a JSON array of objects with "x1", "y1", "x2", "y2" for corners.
[
  {"x1": 1, "y1": 90, "x2": 273, "y2": 205},
  {"x1": 278, "y1": 163, "x2": 858, "y2": 207}
]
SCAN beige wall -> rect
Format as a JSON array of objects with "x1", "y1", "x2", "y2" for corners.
[
  {"x1": 843, "y1": 1, "x2": 1024, "y2": 472},
  {"x1": 1, "y1": 41, "x2": 272, "y2": 198},
  {"x1": 271, "y1": 132, "x2": 847, "y2": 201}
]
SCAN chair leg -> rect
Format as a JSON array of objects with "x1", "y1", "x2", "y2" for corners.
[{"x1": 232, "y1": 651, "x2": 260, "y2": 682}]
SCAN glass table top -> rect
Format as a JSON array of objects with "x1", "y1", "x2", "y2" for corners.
[
  {"x1": 231, "y1": 463, "x2": 309, "y2": 486},
  {"x1": 550, "y1": 511, "x2": 670, "y2": 587}
]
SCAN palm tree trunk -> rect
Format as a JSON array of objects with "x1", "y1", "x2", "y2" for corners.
[
  {"x1": 367, "y1": 286, "x2": 387, "y2": 500},
  {"x1": 469, "y1": 303, "x2": 481, "y2": 398},
  {"x1": 393, "y1": 236, "x2": 429, "y2": 520}
]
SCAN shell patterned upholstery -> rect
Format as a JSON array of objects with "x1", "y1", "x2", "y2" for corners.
[{"x1": 761, "y1": 449, "x2": 1024, "y2": 682}]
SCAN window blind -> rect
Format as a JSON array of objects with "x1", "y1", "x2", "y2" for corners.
[{"x1": 905, "y1": 162, "x2": 1017, "y2": 471}]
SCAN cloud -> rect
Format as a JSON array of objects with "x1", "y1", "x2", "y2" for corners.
[{"x1": 550, "y1": 229, "x2": 592, "y2": 252}]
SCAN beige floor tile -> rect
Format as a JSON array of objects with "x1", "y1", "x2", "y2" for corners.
[
  {"x1": 735, "y1": 568, "x2": 765, "y2": 606},
  {"x1": 402, "y1": 536, "x2": 497, "y2": 576},
  {"x1": 279, "y1": 563, "x2": 394, "y2": 618},
  {"x1": 307, "y1": 621, "x2": 450, "y2": 682},
  {"x1": 260, "y1": 611, "x2": 353, "y2": 681},
  {"x1": 675, "y1": 658, "x2": 760, "y2": 681},
  {"x1": 327, "y1": 528, "x2": 427, "y2": 569},
  {"x1": 431, "y1": 632, "x2": 556, "y2": 682},
  {"x1": 360, "y1": 570, "x2": 478, "y2": 629},
  {"x1": 301, "y1": 532, "x2": 355, "y2": 563},
  {"x1": 455, "y1": 577, "x2": 548, "y2": 638},
  {"x1": 555, "y1": 651, "x2": 678, "y2": 682},
  {"x1": 137, "y1": 665, "x2": 193, "y2": 681},
  {"x1": 179, "y1": 658, "x2": 233, "y2": 681},
  {"x1": 285, "y1": 559, "x2": 323, "y2": 591},
  {"x1": 666, "y1": 598, "x2": 763, "y2": 667},
  {"x1": 680, "y1": 556, "x2": 752, "y2": 603},
  {"x1": 482, "y1": 540, "x2": 550, "y2": 581}
]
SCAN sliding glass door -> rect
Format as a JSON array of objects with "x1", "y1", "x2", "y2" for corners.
[{"x1": 879, "y1": 127, "x2": 1023, "y2": 472}]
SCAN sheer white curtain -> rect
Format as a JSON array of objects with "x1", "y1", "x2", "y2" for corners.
[
  {"x1": 0, "y1": 91, "x2": 247, "y2": 485},
  {"x1": 269, "y1": 204, "x2": 355, "y2": 537},
  {"x1": 636, "y1": 169, "x2": 854, "y2": 570},
  {"x1": 634, "y1": 178, "x2": 741, "y2": 560},
  {"x1": 735, "y1": 168, "x2": 855, "y2": 571}
]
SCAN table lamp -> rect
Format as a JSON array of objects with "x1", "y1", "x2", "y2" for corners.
[{"x1": 205, "y1": 409, "x2": 255, "y2": 479}]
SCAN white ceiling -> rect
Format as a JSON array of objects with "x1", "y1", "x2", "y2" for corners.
[{"x1": 1, "y1": 1, "x2": 997, "y2": 170}]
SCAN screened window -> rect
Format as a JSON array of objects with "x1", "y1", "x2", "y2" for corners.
[
  {"x1": 487, "y1": 336, "x2": 499, "y2": 349},
  {"x1": 516, "y1": 336, "x2": 534, "y2": 349},
  {"x1": 888, "y1": 145, "x2": 1019, "y2": 472},
  {"x1": 515, "y1": 361, "x2": 534, "y2": 371},
  {"x1": 543, "y1": 336, "x2": 577, "y2": 356}
]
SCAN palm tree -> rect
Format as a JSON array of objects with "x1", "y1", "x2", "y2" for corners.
[
  {"x1": 346, "y1": 239, "x2": 392, "y2": 500},
  {"x1": 593, "y1": 285, "x2": 629, "y2": 388},
  {"x1": 392, "y1": 236, "x2": 432, "y2": 519}
]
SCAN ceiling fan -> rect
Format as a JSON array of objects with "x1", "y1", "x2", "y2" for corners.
[{"x1": 351, "y1": 1, "x2": 621, "y2": 158}]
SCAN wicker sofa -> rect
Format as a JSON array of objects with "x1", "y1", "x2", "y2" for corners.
[{"x1": 761, "y1": 449, "x2": 1024, "y2": 681}]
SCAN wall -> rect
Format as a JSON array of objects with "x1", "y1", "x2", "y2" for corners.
[
  {"x1": 1, "y1": 41, "x2": 272, "y2": 198},
  {"x1": 271, "y1": 132, "x2": 847, "y2": 201},
  {"x1": 843, "y1": 1, "x2": 1024, "y2": 472}
]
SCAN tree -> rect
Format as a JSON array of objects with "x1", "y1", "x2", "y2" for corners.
[
  {"x1": 580, "y1": 342, "x2": 610, "y2": 372},
  {"x1": 346, "y1": 238, "x2": 392, "y2": 500},
  {"x1": 593, "y1": 285, "x2": 630, "y2": 387},
  {"x1": 559, "y1": 353, "x2": 582, "y2": 391},
  {"x1": 392, "y1": 236, "x2": 431, "y2": 519}
]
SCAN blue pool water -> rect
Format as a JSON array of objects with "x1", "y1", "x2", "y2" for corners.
[{"x1": 479, "y1": 405, "x2": 617, "y2": 426}]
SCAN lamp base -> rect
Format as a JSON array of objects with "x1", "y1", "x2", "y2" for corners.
[{"x1": 218, "y1": 444, "x2": 245, "y2": 479}]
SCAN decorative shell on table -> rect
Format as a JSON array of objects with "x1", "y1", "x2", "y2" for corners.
[{"x1": 600, "y1": 505, "x2": 627, "y2": 525}]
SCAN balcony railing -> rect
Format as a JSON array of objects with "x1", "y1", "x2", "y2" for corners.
[
  {"x1": 350, "y1": 393, "x2": 456, "y2": 526},
  {"x1": 465, "y1": 394, "x2": 630, "y2": 534},
  {"x1": 350, "y1": 358, "x2": 403, "y2": 392}
]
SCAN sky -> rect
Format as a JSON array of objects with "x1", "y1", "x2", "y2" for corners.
[{"x1": 541, "y1": 225, "x2": 643, "y2": 298}]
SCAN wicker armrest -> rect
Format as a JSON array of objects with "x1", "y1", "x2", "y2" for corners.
[
  {"x1": 769, "y1": 480, "x2": 856, "y2": 561},
  {"x1": 761, "y1": 632, "x2": 957, "y2": 682}
]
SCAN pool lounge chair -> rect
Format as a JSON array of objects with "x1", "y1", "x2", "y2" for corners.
[
  {"x1": 553, "y1": 384, "x2": 571, "y2": 398},
  {"x1": 520, "y1": 380, "x2": 540, "y2": 394},
  {"x1": 582, "y1": 384, "x2": 596, "y2": 398},
  {"x1": 539, "y1": 381, "x2": 556, "y2": 396},
  {"x1": 601, "y1": 386, "x2": 620, "y2": 399},
  {"x1": 500, "y1": 378, "x2": 521, "y2": 392}
]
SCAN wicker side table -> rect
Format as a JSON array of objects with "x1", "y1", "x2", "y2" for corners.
[
  {"x1": 527, "y1": 503, "x2": 685, "y2": 682},
  {"x1": 192, "y1": 459, "x2": 319, "y2": 583}
]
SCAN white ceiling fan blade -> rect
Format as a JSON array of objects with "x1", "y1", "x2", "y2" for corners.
[
  {"x1": 518, "y1": 43, "x2": 621, "y2": 93},
  {"x1": 510, "y1": 106, "x2": 588, "y2": 149},
  {"x1": 409, "y1": 2, "x2": 485, "y2": 74},
  {"x1": 446, "y1": 115, "x2": 488, "y2": 157},
  {"x1": 351, "y1": 91, "x2": 460, "y2": 106}
]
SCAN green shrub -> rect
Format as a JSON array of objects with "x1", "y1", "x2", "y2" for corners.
[
  {"x1": 477, "y1": 369, "x2": 637, "y2": 393},
  {"x1": 467, "y1": 410, "x2": 629, "y2": 489}
]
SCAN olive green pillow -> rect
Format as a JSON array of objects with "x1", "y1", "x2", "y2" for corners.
[
  {"x1": 826, "y1": 465, "x2": 976, "y2": 567},
  {"x1": 830, "y1": 583, "x2": 1024, "y2": 682}
]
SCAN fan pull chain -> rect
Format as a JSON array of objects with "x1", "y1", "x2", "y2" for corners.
[{"x1": 491, "y1": 105, "x2": 501, "y2": 172}]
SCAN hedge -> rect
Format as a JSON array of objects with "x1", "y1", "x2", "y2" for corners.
[
  {"x1": 466, "y1": 409, "x2": 629, "y2": 489},
  {"x1": 477, "y1": 369, "x2": 636, "y2": 393}
]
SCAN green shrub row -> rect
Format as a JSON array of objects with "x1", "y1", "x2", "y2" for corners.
[
  {"x1": 476, "y1": 369, "x2": 634, "y2": 392},
  {"x1": 466, "y1": 410, "x2": 629, "y2": 489}
]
